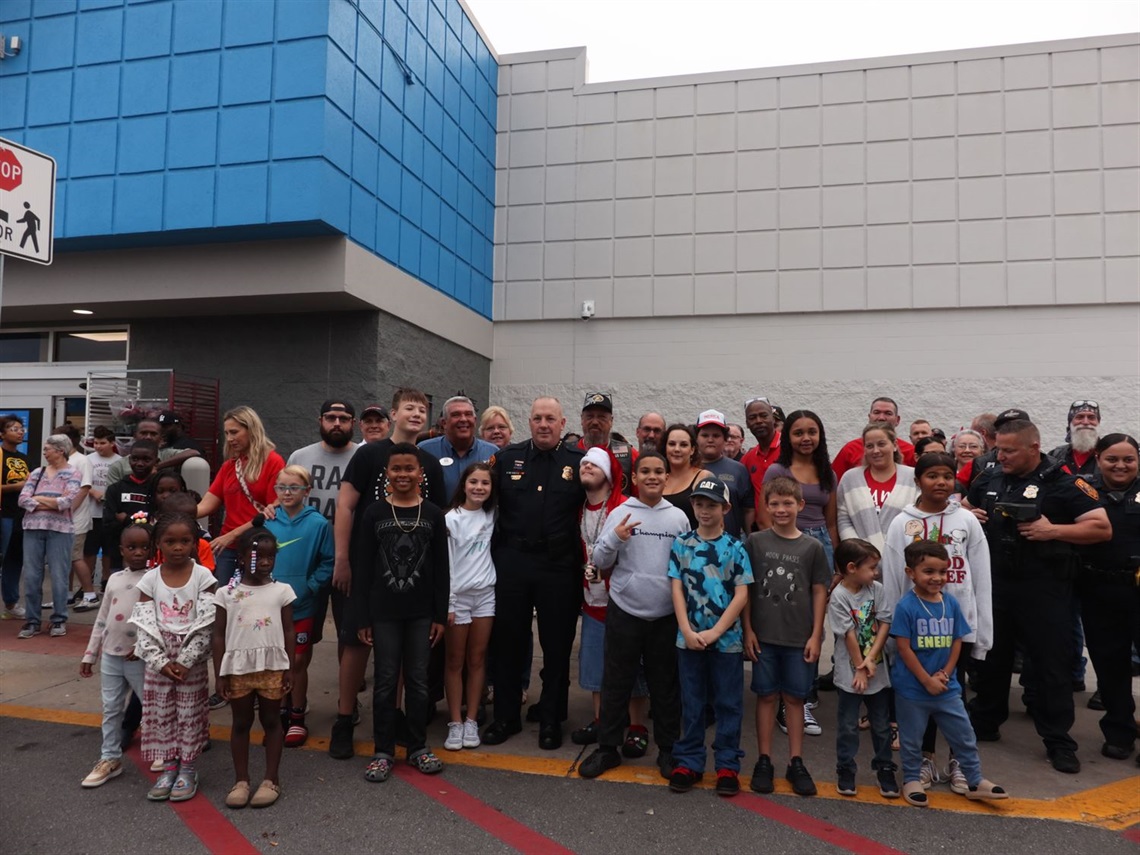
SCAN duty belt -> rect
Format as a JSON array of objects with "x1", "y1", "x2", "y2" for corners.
[{"x1": 1081, "y1": 563, "x2": 1140, "y2": 587}]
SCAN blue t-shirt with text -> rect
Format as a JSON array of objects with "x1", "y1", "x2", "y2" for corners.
[
  {"x1": 889, "y1": 590, "x2": 970, "y2": 702},
  {"x1": 668, "y1": 531, "x2": 754, "y2": 653}
]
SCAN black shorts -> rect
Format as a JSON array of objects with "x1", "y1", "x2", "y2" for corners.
[
  {"x1": 331, "y1": 587, "x2": 364, "y2": 647},
  {"x1": 310, "y1": 584, "x2": 331, "y2": 645},
  {"x1": 83, "y1": 518, "x2": 104, "y2": 557}
]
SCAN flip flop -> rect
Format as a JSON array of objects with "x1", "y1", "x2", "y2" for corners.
[{"x1": 965, "y1": 779, "x2": 1008, "y2": 800}]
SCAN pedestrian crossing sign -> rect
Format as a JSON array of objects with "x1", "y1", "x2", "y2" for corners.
[{"x1": 0, "y1": 137, "x2": 55, "y2": 266}]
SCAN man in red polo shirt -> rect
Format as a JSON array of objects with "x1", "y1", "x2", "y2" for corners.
[
  {"x1": 740, "y1": 397, "x2": 781, "y2": 516},
  {"x1": 832, "y1": 397, "x2": 916, "y2": 480}
]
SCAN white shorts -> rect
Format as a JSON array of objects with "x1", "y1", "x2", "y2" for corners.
[{"x1": 451, "y1": 586, "x2": 495, "y2": 625}]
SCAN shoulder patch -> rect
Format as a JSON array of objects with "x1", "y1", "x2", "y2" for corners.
[
  {"x1": 1074, "y1": 478, "x2": 1099, "y2": 501},
  {"x1": 487, "y1": 453, "x2": 496, "y2": 468}
]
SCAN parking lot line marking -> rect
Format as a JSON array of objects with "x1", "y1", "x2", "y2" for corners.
[
  {"x1": 5, "y1": 702, "x2": 1137, "y2": 831},
  {"x1": 394, "y1": 763, "x2": 577, "y2": 855},
  {"x1": 122, "y1": 744, "x2": 261, "y2": 855},
  {"x1": 732, "y1": 793, "x2": 909, "y2": 855}
]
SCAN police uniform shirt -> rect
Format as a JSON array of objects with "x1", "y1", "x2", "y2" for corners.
[
  {"x1": 1083, "y1": 474, "x2": 1140, "y2": 578},
  {"x1": 967, "y1": 455, "x2": 1101, "y2": 568},
  {"x1": 495, "y1": 440, "x2": 585, "y2": 555}
]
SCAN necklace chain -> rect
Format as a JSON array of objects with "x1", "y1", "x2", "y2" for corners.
[
  {"x1": 391, "y1": 499, "x2": 423, "y2": 533},
  {"x1": 917, "y1": 595, "x2": 945, "y2": 621}
]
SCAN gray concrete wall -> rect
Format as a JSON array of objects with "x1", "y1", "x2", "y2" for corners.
[{"x1": 130, "y1": 310, "x2": 490, "y2": 461}]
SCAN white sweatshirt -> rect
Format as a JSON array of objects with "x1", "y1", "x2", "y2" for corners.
[
  {"x1": 880, "y1": 500, "x2": 993, "y2": 659},
  {"x1": 591, "y1": 497, "x2": 691, "y2": 620},
  {"x1": 446, "y1": 506, "x2": 497, "y2": 609}
]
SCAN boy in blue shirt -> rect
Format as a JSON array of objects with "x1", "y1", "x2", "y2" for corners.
[
  {"x1": 668, "y1": 475, "x2": 753, "y2": 796},
  {"x1": 890, "y1": 540, "x2": 1008, "y2": 807}
]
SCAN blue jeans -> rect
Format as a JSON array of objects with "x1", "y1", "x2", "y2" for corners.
[
  {"x1": 802, "y1": 525, "x2": 835, "y2": 570},
  {"x1": 674, "y1": 648, "x2": 744, "y2": 774},
  {"x1": 836, "y1": 688, "x2": 895, "y2": 774},
  {"x1": 896, "y1": 692, "x2": 982, "y2": 787},
  {"x1": 214, "y1": 547, "x2": 239, "y2": 586},
  {"x1": 100, "y1": 654, "x2": 146, "y2": 761},
  {"x1": 22, "y1": 529, "x2": 72, "y2": 627}
]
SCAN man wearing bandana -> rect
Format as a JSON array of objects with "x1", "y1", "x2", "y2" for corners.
[{"x1": 1049, "y1": 401, "x2": 1102, "y2": 477}]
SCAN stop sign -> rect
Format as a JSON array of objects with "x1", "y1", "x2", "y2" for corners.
[{"x1": 0, "y1": 146, "x2": 23, "y2": 192}]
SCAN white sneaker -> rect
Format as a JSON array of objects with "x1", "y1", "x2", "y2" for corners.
[
  {"x1": 920, "y1": 754, "x2": 942, "y2": 789},
  {"x1": 946, "y1": 757, "x2": 968, "y2": 794},
  {"x1": 803, "y1": 705, "x2": 822, "y2": 736},
  {"x1": 462, "y1": 718, "x2": 481, "y2": 749},
  {"x1": 9, "y1": 603, "x2": 25, "y2": 618},
  {"x1": 81, "y1": 758, "x2": 123, "y2": 788},
  {"x1": 444, "y1": 721, "x2": 463, "y2": 751}
]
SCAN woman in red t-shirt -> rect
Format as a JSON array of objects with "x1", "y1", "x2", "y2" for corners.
[
  {"x1": 835, "y1": 423, "x2": 917, "y2": 554},
  {"x1": 195, "y1": 406, "x2": 284, "y2": 584}
]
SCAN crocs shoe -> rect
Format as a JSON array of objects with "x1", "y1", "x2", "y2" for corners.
[{"x1": 364, "y1": 754, "x2": 393, "y2": 782}]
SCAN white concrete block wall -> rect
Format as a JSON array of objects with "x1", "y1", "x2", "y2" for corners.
[{"x1": 488, "y1": 37, "x2": 1140, "y2": 442}]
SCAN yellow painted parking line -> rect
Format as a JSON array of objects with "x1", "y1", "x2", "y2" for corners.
[{"x1": 4, "y1": 702, "x2": 1137, "y2": 830}]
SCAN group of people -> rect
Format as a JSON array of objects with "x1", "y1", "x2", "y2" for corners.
[{"x1": 0, "y1": 388, "x2": 1136, "y2": 809}]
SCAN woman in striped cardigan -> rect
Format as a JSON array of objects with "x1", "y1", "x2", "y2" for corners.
[{"x1": 835, "y1": 424, "x2": 918, "y2": 555}]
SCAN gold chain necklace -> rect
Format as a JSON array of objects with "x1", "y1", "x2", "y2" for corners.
[{"x1": 391, "y1": 499, "x2": 422, "y2": 533}]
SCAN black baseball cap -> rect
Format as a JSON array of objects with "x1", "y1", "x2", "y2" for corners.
[
  {"x1": 360, "y1": 404, "x2": 389, "y2": 419},
  {"x1": 157, "y1": 410, "x2": 181, "y2": 426},
  {"x1": 994, "y1": 408, "x2": 1031, "y2": 428},
  {"x1": 690, "y1": 475, "x2": 730, "y2": 505},
  {"x1": 320, "y1": 400, "x2": 355, "y2": 418},
  {"x1": 582, "y1": 392, "x2": 613, "y2": 413}
]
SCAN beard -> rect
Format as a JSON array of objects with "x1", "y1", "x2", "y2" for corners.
[
  {"x1": 320, "y1": 426, "x2": 352, "y2": 449},
  {"x1": 1070, "y1": 426, "x2": 1098, "y2": 454},
  {"x1": 583, "y1": 430, "x2": 609, "y2": 449}
]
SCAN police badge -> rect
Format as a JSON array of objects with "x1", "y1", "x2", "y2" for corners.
[
  {"x1": 562, "y1": 466, "x2": 573, "y2": 481},
  {"x1": 1023, "y1": 485, "x2": 1039, "y2": 499}
]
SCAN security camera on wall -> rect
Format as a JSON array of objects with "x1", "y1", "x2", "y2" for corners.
[{"x1": 580, "y1": 300, "x2": 595, "y2": 320}]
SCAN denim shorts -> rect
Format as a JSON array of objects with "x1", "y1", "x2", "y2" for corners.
[
  {"x1": 750, "y1": 642, "x2": 814, "y2": 699},
  {"x1": 579, "y1": 612, "x2": 647, "y2": 696}
]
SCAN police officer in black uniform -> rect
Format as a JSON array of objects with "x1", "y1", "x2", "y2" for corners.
[
  {"x1": 483, "y1": 397, "x2": 585, "y2": 750},
  {"x1": 1081, "y1": 433, "x2": 1140, "y2": 762},
  {"x1": 965, "y1": 419, "x2": 1111, "y2": 773}
]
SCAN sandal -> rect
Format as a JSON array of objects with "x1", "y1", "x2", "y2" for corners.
[
  {"x1": 622, "y1": 726, "x2": 649, "y2": 759},
  {"x1": 284, "y1": 721, "x2": 308, "y2": 748},
  {"x1": 250, "y1": 779, "x2": 280, "y2": 808},
  {"x1": 903, "y1": 780, "x2": 928, "y2": 807},
  {"x1": 147, "y1": 767, "x2": 178, "y2": 801},
  {"x1": 364, "y1": 754, "x2": 393, "y2": 783},
  {"x1": 965, "y1": 779, "x2": 1008, "y2": 801},
  {"x1": 858, "y1": 715, "x2": 870, "y2": 731},
  {"x1": 890, "y1": 724, "x2": 900, "y2": 751},
  {"x1": 225, "y1": 781, "x2": 251, "y2": 809},
  {"x1": 169, "y1": 770, "x2": 199, "y2": 802},
  {"x1": 410, "y1": 750, "x2": 444, "y2": 775}
]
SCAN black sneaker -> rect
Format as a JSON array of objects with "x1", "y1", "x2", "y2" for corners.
[
  {"x1": 67, "y1": 591, "x2": 82, "y2": 606},
  {"x1": 750, "y1": 754, "x2": 775, "y2": 794},
  {"x1": 1101, "y1": 742, "x2": 1131, "y2": 761},
  {"x1": 776, "y1": 701, "x2": 788, "y2": 734},
  {"x1": 1047, "y1": 748, "x2": 1081, "y2": 774},
  {"x1": 656, "y1": 749, "x2": 675, "y2": 780},
  {"x1": 786, "y1": 756, "x2": 817, "y2": 796},
  {"x1": 1087, "y1": 691, "x2": 1105, "y2": 711},
  {"x1": 836, "y1": 769, "x2": 856, "y2": 796},
  {"x1": 876, "y1": 767, "x2": 900, "y2": 798},
  {"x1": 571, "y1": 720, "x2": 599, "y2": 746},
  {"x1": 481, "y1": 719, "x2": 522, "y2": 745},
  {"x1": 329, "y1": 715, "x2": 355, "y2": 760},
  {"x1": 208, "y1": 693, "x2": 227, "y2": 711},
  {"x1": 578, "y1": 747, "x2": 621, "y2": 779},
  {"x1": 715, "y1": 769, "x2": 740, "y2": 797},
  {"x1": 669, "y1": 767, "x2": 701, "y2": 793}
]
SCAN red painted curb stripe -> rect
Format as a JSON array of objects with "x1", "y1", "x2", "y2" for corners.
[
  {"x1": 124, "y1": 744, "x2": 261, "y2": 855},
  {"x1": 394, "y1": 764, "x2": 576, "y2": 855},
  {"x1": 733, "y1": 793, "x2": 909, "y2": 855},
  {"x1": 1122, "y1": 825, "x2": 1140, "y2": 844}
]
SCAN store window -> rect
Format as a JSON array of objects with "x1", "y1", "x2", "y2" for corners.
[
  {"x1": 0, "y1": 331, "x2": 50, "y2": 362},
  {"x1": 53, "y1": 331, "x2": 129, "y2": 363}
]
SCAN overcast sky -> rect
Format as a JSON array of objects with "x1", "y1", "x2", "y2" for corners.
[{"x1": 464, "y1": 0, "x2": 1140, "y2": 83}]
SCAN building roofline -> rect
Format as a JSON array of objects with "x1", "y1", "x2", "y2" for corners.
[{"x1": 497, "y1": 32, "x2": 1139, "y2": 92}]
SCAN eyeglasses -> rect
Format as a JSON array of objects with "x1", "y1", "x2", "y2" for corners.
[
  {"x1": 322, "y1": 414, "x2": 354, "y2": 423},
  {"x1": 1069, "y1": 400, "x2": 1098, "y2": 411},
  {"x1": 274, "y1": 484, "x2": 308, "y2": 494}
]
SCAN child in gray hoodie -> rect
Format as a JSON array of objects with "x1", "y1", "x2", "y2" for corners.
[{"x1": 578, "y1": 451, "x2": 691, "y2": 780}]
